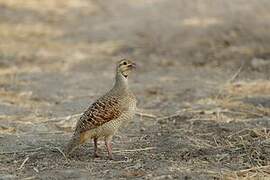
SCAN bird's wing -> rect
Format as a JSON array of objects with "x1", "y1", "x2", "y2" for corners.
[{"x1": 75, "y1": 96, "x2": 123, "y2": 133}]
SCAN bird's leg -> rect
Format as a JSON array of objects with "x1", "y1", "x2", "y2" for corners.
[
  {"x1": 105, "y1": 137, "x2": 113, "y2": 160},
  {"x1": 93, "y1": 137, "x2": 99, "y2": 158}
]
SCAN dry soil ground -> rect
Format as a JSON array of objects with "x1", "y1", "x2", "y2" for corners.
[{"x1": 0, "y1": 0, "x2": 270, "y2": 179}]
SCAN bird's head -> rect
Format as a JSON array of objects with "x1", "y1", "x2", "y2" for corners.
[{"x1": 116, "y1": 59, "x2": 136, "y2": 78}]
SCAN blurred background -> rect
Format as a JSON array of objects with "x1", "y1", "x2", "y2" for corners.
[{"x1": 1, "y1": 0, "x2": 270, "y2": 179}]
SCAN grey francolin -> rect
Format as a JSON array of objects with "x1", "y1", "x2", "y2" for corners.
[{"x1": 65, "y1": 59, "x2": 137, "y2": 159}]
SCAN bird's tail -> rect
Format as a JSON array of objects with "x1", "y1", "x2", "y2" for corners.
[{"x1": 65, "y1": 133, "x2": 81, "y2": 155}]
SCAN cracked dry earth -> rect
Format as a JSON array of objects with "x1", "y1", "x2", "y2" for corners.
[{"x1": 1, "y1": 0, "x2": 270, "y2": 179}]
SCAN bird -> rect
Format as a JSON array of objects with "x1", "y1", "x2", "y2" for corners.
[{"x1": 65, "y1": 59, "x2": 137, "y2": 160}]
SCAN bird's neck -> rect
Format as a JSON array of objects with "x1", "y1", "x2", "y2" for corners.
[{"x1": 113, "y1": 71, "x2": 129, "y2": 92}]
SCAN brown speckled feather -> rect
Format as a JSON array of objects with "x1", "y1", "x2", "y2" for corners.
[{"x1": 75, "y1": 96, "x2": 123, "y2": 133}]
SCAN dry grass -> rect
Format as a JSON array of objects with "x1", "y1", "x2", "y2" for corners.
[
  {"x1": 171, "y1": 80, "x2": 270, "y2": 179},
  {"x1": 194, "y1": 98, "x2": 268, "y2": 123},
  {"x1": 182, "y1": 17, "x2": 222, "y2": 27},
  {"x1": 225, "y1": 81, "x2": 270, "y2": 96},
  {"x1": 0, "y1": 89, "x2": 51, "y2": 111},
  {"x1": 0, "y1": 23, "x2": 62, "y2": 40},
  {"x1": 0, "y1": 0, "x2": 98, "y2": 15},
  {"x1": 162, "y1": 109, "x2": 270, "y2": 179},
  {"x1": 0, "y1": 22, "x2": 123, "y2": 75},
  {"x1": 193, "y1": 80, "x2": 270, "y2": 123}
]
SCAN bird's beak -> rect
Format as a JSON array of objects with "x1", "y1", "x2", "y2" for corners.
[{"x1": 129, "y1": 62, "x2": 136, "y2": 69}]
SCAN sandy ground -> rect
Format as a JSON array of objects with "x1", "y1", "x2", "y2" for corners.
[{"x1": 0, "y1": 0, "x2": 270, "y2": 179}]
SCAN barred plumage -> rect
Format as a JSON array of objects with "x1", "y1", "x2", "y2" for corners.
[{"x1": 65, "y1": 59, "x2": 137, "y2": 159}]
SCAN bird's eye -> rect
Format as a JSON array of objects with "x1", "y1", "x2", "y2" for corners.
[{"x1": 123, "y1": 61, "x2": 127, "y2": 65}]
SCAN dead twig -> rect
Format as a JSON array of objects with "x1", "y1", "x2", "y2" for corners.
[
  {"x1": 236, "y1": 165, "x2": 270, "y2": 175},
  {"x1": 33, "y1": 167, "x2": 39, "y2": 173},
  {"x1": 136, "y1": 108, "x2": 157, "y2": 118},
  {"x1": 0, "y1": 147, "x2": 43, "y2": 155},
  {"x1": 21, "y1": 176, "x2": 36, "y2": 180},
  {"x1": 18, "y1": 156, "x2": 29, "y2": 170},
  {"x1": 237, "y1": 110, "x2": 265, "y2": 118},
  {"x1": 216, "y1": 63, "x2": 244, "y2": 99},
  {"x1": 135, "y1": 111, "x2": 157, "y2": 119},
  {"x1": 50, "y1": 146, "x2": 69, "y2": 162},
  {"x1": 42, "y1": 113, "x2": 82, "y2": 123},
  {"x1": 1, "y1": 146, "x2": 69, "y2": 163},
  {"x1": 43, "y1": 110, "x2": 156, "y2": 124},
  {"x1": 107, "y1": 159, "x2": 132, "y2": 163},
  {"x1": 113, "y1": 147, "x2": 156, "y2": 153},
  {"x1": 228, "y1": 63, "x2": 244, "y2": 83},
  {"x1": 156, "y1": 113, "x2": 182, "y2": 121}
]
